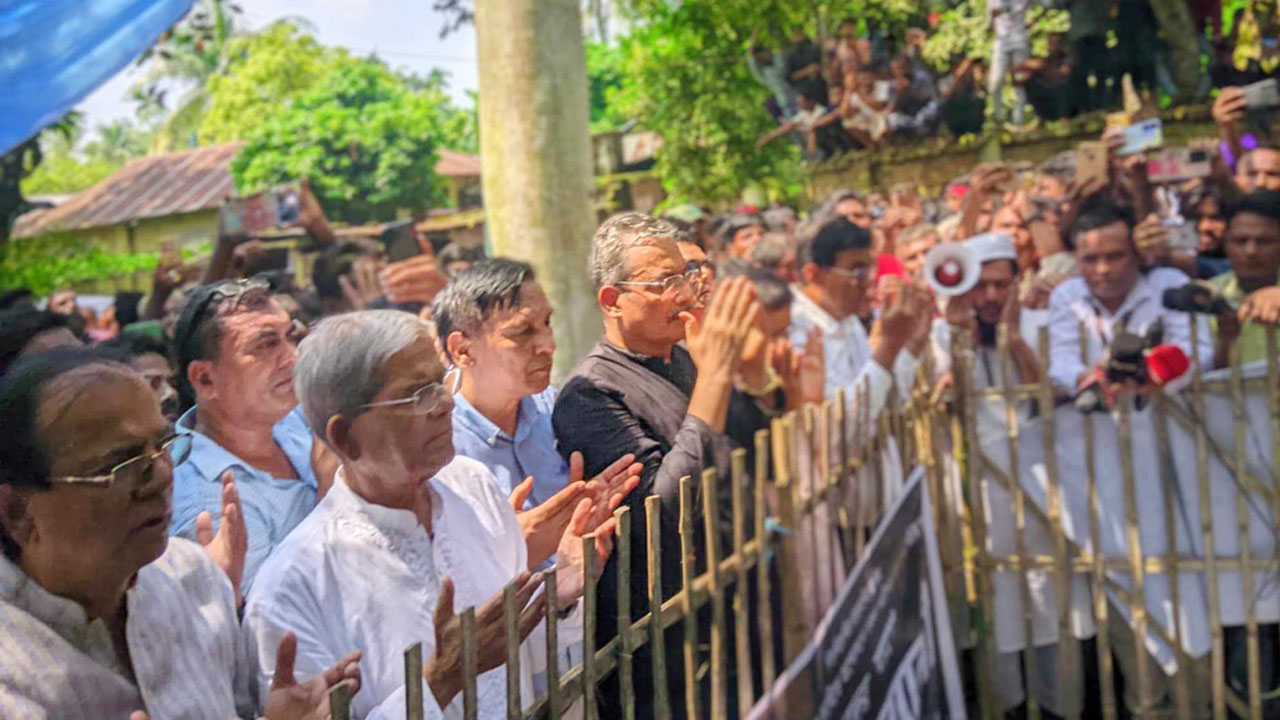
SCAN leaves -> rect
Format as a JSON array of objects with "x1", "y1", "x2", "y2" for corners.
[
  {"x1": 0, "y1": 234, "x2": 161, "y2": 295},
  {"x1": 230, "y1": 55, "x2": 451, "y2": 225}
]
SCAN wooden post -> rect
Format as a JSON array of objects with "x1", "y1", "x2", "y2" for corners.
[{"x1": 475, "y1": 0, "x2": 599, "y2": 380}]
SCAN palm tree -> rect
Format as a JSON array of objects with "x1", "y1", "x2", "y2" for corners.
[{"x1": 133, "y1": 0, "x2": 243, "y2": 152}]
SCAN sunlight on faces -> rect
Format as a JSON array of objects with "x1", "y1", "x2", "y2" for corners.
[
  {"x1": 677, "y1": 241, "x2": 714, "y2": 311},
  {"x1": 740, "y1": 305, "x2": 793, "y2": 367},
  {"x1": 961, "y1": 260, "x2": 1018, "y2": 327},
  {"x1": 192, "y1": 300, "x2": 298, "y2": 426},
  {"x1": 1225, "y1": 212, "x2": 1280, "y2": 288},
  {"x1": 453, "y1": 281, "x2": 556, "y2": 399},
  {"x1": 991, "y1": 207, "x2": 1034, "y2": 272},
  {"x1": 19, "y1": 366, "x2": 173, "y2": 585},
  {"x1": 334, "y1": 335, "x2": 455, "y2": 511},
  {"x1": 1240, "y1": 149, "x2": 1280, "y2": 193},
  {"x1": 835, "y1": 198, "x2": 871, "y2": 228},
  {"x1": 607, "y1": 242, "x2": 695, "y2": 347},
  {"x1": 1077, "y1": 221, "x2": 1140, "y2": 309},
  {"x1": 1197, "y1": 195, "x2": 1227, "y2": 253}
]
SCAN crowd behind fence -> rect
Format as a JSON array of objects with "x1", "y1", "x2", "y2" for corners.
[{"x1": 326, "y1": 322, "x2": 1280, "y2": 720}]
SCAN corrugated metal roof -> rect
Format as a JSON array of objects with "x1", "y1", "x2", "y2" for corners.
[
  {"x1": 12, "y1": 143, "x2": 483, "y2": 239},
  {"x1": 12, "y1": 143, "x2": 242, "y2": 238}
]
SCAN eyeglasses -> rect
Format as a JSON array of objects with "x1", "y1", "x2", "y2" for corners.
[
  {"x1": 616, "y1": 266, "x2": 702, "y2": 299},
  {"x1": 50, "y1": 434, "x2": 191, "y2": 498},
  {"x1": 361, "y1": 369, "x2": 460, "y2": 416},
  {"x1": 825, "y1": 265, "x2": 874, "y2": 283}
]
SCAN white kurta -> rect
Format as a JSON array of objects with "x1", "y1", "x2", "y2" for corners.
[
  {"x1": 0, "y1": 538, "x2": 253, "y2": 720},
  {"x1": 245, "y1": 456, "x2": 579, "y2": 720}
]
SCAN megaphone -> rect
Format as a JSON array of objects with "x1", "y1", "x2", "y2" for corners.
[{"x1": 923, "y1": 243, "x2": 980, "y2": 297}]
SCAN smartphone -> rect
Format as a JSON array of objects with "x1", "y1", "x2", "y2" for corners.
[
  {"x1": 219, "y1": 185, "x2": 302, "y2": 235},
  {"x1": 1076, "y1": 142, "x2": 1109, "y2": 186},
  {"x1": 1119, "y1": 118, "x2": 1163, "y2": 156},
  {"x1": 873, "y1": 80, "x2": 892, "y2": 103},
  {"x1": 1242, "y1": 78, "x2": 1280, "y2": 109},
  {"x1": 380, "y1": 220, "x2": 421, "y2": 263},
  {"x1": 1146, "y1": 148, "x2": 1213, "y2": 183}
]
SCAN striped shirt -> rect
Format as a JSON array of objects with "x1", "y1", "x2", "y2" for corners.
[{"x1": 0, "y1": 538, "x2": 254, "y2": 719}]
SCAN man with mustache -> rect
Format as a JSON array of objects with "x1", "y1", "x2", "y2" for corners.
[{"x1": 170, "y1": 279, "x2": 332, "y2": 594}]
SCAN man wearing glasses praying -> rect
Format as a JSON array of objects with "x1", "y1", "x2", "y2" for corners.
[
  {"x1": 0, "y1": 348, "x2": 361, "y2": 719},
  {"x1": 169, "y1": 279, "x2": 330, "y2": 594}
]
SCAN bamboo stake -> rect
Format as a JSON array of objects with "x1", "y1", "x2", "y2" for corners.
[
  {"x1": 328, "y1": 684, "x2": 352, "y2": 720},
  {"x1": 404, "y1": 643, "x2": 424, "y2": 720},
  {"x1": 583, "y1": 533, "x2": 599, "y2": 720},
  {"x1": 615, "y1": 506, "x2": 633, "y2": 720},
  {"x1": 462, "y1": 607, "x2": 478, "y2": 720},
  {"x1": 1152, "y1": 393, "x2": 1191, "y2": 720},
  {"x1": 701, "y1": 467, "x2": 727, "y2": 720},
  {"x1": 545, "y1": 570, "x2": 563, "y2": 720},
  {"x1": 1229, "y1": 344, "x2": 1264, "y2": 720},
  {"x1": 754, "y1": 430, "x2": 778, "y2": 691},
  {"x1": 677, "y1": 476, "x2": 700, "y2": 720},
  {"x1": 730, "y1": 449, "x2": 755, "y2": 712},
  {"x1": 504, "y1": 583, "x2": 521, "y2": 720},
  {"x1": 645, "y1": 495, "x2": 672, "y2": 720},
  {"x1": 1191, "y1": 318, "x2": 1227, "y2": 719}
]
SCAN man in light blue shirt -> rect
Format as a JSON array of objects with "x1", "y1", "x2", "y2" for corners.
[
  {"x1": 432, "y1": 258, "x2": 570, "y2": 508},
  {"x1": 169, "y1": 279, "x2": 325, "y2": 592}
]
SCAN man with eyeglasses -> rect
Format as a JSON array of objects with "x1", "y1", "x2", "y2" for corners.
[
  {"x1": 246, "y1": 310, "x2": 640, "y2": 719},
  {"x1": 788, "y1": 215, "x2": 927, "y2": 407},
  {"x1": 0, "y1": 347, "x2": 361, "y2": 719},
  {"x1": 553, "y1": 212, "x2": 762, "y2": 720},
  {"x1": 169, "y1": 279, "x2": 330, "y2": 594}
]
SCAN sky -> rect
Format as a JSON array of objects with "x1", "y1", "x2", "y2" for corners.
[{"x1": 75, "y1": 0, "x2": 479, "y2": 130}]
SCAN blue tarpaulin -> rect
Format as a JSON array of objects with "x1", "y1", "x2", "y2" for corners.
[{"x1": 0, "y1": 0, "x2": 195, "y2": 155}]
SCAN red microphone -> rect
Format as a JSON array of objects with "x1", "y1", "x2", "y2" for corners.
[{"x1": 1145, "y1": 344, "x2": 1192, "y2": 393}]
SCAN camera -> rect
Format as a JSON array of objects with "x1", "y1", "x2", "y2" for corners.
[
  {"x1": 1162, "y1": 282, "x2": 1237, "y2": 316},
  {"x1": 1074, "y1": 320, "x2": 1164, "y2": 414}
]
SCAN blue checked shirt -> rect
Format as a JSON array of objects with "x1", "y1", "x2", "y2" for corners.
[
  {"x1": 450, "y1": 387, "x2": 570, "y2": 509},
  {"x1": 170, "y1": 406, "x2": 318, "y2": 594}
]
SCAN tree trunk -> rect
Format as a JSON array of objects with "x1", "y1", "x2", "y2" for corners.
[
  {"x1": 476, "y1": 0, "x2": 600, "y2": 381},
  {"x1": 1148, "y1": 0, "x2": 1203, "y2": 102}
]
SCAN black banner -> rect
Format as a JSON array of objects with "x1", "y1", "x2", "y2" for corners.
[{"x1": 747, "y1": 470, "x2": 965, "y2": 720}]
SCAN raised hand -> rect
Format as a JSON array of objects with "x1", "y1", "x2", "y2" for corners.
[
  {"x1": 1212, "y1": 86, "x2": 1247, "y2": 129},
  {"x1": 425, "y1": 574, "x2": 546, "y2": 708},
  {"x1": 680, "y1": 275, "x2": 761, "y2": 382},
  {"x1": 339, "y1": 255, "x2": 386, "y2": 312},
  {"x1": 197, "y1": 472, "x2": 247, "y2": 603},
  {"x1": 511, "y1": 473, "x2": 587, "y2": 569},
  {"x1": 264, "y1": 632, "x2": 361, "y2": 720},
  {"x1": 381, "y1": 250, "x2": 448, "y2": 305},
  {"x1": 550, "y1": 496, "x2": 618, "y2": 611},
  {"x1": 575, "y1": 450, "x2": 643, "y2": 531},
  {"x1": 1240, "y1": 286, "x2": 1280, "y2": 325}
]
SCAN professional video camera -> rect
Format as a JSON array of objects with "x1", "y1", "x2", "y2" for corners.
[
  {"x1": 1075, "y1": 319, "x2": 1167, "y2": 413},
  {"x1": 1162, "y1": 282, "x2": 1238, "y2": 316}
]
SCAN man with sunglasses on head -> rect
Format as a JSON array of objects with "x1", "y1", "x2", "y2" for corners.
[
  {"x1": 169, "y1": 279, "x2": 331, "y2": 594},
  {"x1": 553, "y1": 212, "x2": 762, "y2": 720}
]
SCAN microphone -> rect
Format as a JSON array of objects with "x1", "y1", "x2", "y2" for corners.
[{"x1": 1145, "y1": 343, "x2": 1192, "y2": 393}]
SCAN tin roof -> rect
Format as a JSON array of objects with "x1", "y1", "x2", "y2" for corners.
[{"x1": 12, "y1": 143, "x2": 483, "y2": 239}]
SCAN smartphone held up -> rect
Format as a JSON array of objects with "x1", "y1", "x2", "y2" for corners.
[{"x1": 219, "y1": 184, "x2": 303, "y2": 237}]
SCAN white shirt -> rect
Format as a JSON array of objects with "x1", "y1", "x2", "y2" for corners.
[
  {"x1": 245, "y1": 456, "x2": 579, "y2": 720},
  {"x1": 1046, "y1": 268, "x2": 1214, "y2": 395},
  {"x1": 0, "y1": 538, "x2": 253, "y2": 720},
  {"x1": 989, "y1": 0, "x2": 1033, "y2": 47}
]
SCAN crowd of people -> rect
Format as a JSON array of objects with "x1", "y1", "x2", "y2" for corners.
[
  {"x1": 3, "y1": 45, "x2": 1280, "y2": 720},
  {"x1": 752, "y1": 0, "x2": 1280, "y2": 159}
]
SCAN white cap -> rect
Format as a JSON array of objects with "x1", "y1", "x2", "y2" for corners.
[{"x1": 962, "y1": 232, "x2": 1017, "y2": 265}]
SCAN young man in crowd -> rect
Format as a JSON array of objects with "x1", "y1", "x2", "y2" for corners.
[
  {"x1": 246, "y1": 310, "x2": 641, "y2": 719},
  {"x1": 552, "y1": 212, "x2": 762, "y2": 720},
  {"x1": 787, "y1": 215, "x2": 930, "y2": 405},
  {"x1": 0, "y1": 347, "x2": 360, "y2": 719},
  {"x1": 170, "y1": 279, "x2": 333, "y2": 593},
  {"x1": 1211, "y1": 189, "x2": 1280, "y2": 367},
  {"x1": 720, "y1": 213, "x2": 766, "y2": 260},
  {"x1": 1047, "y1": 203, "x2": 1214, "y2": 399},
  {"x1": 896, "y1": 223, "x2": 940, "y2": 279},
  {"x1": 101, "y1": 332, "x2": 180, "y2": 422}
]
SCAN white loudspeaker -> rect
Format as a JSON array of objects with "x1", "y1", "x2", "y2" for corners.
[{"x1": 923, "y1": 243, "x2": 980, "y2": 297}]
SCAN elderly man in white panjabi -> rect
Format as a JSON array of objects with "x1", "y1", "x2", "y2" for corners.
[{"x1": 245, "y1": 311, "x2": 640, "y2": 720}]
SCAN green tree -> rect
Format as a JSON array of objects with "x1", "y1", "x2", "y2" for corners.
[
  {"x1": 1, "y1": 113, "x2": 80, "y2": 244},
  {"x1": 230, "y1": 55, "x2": 450, "y2": 224},
  {"x1": 586, "y1": 41, "x2": 629, "y2": 132},
  {"x1": 198, "y1": 21, "x2": 336, "y2": 143}
]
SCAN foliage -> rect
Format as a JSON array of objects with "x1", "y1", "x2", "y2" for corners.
[
  {"x1": 21, "y1": 118, "x2": 156, "y2": 196},
  {"x1": 134, "y1": 0, "x2": 246, "y2": 151},
  {"x1": 230, "y1": 55, "x2": 450, "y2": 224},
  {"x1": 586, "y1": 41, "x2": 629, "y2": 133},
  {"x1": 198, "y1": 22, "x2": 336, "y2": 144},
  {"x1": 1, "y1": 113, "x2": 81, "y2": 244},
  {"x1": 0, "y1": 234, "x2": 157, "y2": 295}
]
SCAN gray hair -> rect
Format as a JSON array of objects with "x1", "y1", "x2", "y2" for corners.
[
  {"x1": 590, "y1": 212, "x2": 679, "y2": 290},
  {"x1": 293, "y1": 310, "x2": 430, "y2": 439},
  {"x1": 749, "y1": 232, "x2": 793, "y2": 270}
]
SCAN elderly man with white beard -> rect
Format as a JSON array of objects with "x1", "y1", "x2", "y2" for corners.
[{"x1": 245, "y1": 310, "x2": 641, "y2": 719}]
